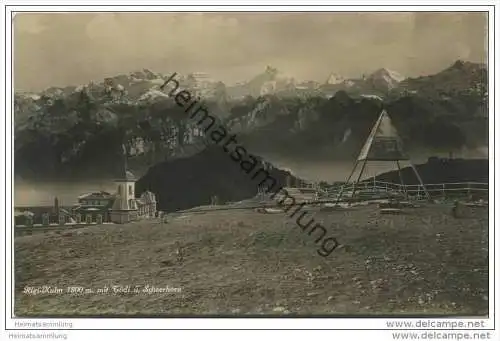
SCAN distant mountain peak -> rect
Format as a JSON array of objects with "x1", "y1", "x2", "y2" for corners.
[
  {"x1": 364, "y1": 68, "x2": 405, "y2": 91},
  {"x1": 368, "y1": 68, "x2": 405, "y2": 83},
  {"x1": 399, "y1": 59, "x2": 487, "y2": 97},
  {"x1": 452, "y1": 60, "x2": 466, "y2": 68},
  {"x1": 446, "y1": 59, "x2": 487, "y2": 72},
  {"x1": 325, "y1": 73, "x2": 345, "y2": 85},
  {"x1": 129, "y1": 68, "x2": 162, "y2": 81},
  {"x1": 265, "y1": 65, "x2": 279, "y2": 77}
]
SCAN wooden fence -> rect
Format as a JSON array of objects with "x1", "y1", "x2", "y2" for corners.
[{"x1": 318, "y1": 180, "x2": 489, "y2": 201}]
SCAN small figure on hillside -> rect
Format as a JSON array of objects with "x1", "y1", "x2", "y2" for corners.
[
  {"x1": 210, "y1": 195, "x2": 219, "y2": 206},
  {"x1": 452, "y1": 200, "x2": 460, "y2": 218},
  {"x1": 174, "y1": 241, "x2": 184, "y2": 263},
  {"x1": 159, "y1": 211, "x2": 167, "y2": 224}
]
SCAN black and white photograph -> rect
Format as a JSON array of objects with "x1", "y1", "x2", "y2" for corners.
[{"x1": 3, "y1": 4, "x2": 497, "y2": 340}]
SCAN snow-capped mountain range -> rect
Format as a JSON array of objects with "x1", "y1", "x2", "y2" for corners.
[
  {"x1": 16, "y1": 65, "x2": 408, "y2": 104},
  {"x1": 13, "y1": 60, "x2": 487, "y2": 181},
  {"x1": 15, "y1": 60, "x2": 487, "y2": 129}
]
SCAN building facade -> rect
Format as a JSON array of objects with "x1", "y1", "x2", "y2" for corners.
[
  {"x1": 108, "y1": 169, "x2": 157, "y2": 224},
  {"x1": 71, "y1": 169, "x2": 157, "y2": 225}
]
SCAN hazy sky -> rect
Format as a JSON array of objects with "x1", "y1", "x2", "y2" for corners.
[{"x1": 13, "y1": 12, "x2": 487, "y2": 92}]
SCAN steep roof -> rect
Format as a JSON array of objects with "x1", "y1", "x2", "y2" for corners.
[
  {"x1": 115, "y1": 167, "x2": 136, "y2": 182},
  {"x1": 78, "y1": 191, "x2": 114, "y2": 200}
]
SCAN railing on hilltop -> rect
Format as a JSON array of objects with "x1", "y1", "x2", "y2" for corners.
[{"x1": 317, "y1": 180, "x2": 488, "y2": 201}]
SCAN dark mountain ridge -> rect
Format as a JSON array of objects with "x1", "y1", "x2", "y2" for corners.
[
  {"x1": 371, "y1": 157, "x2": 488, "y2": 186},
  {"x1": 135, "y1": 146, "x2": 300, "y2": 212}
]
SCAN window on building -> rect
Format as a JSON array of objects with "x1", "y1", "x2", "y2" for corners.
[
  {"x1": 118, "y1": 186, "x2": 121, "y2": 195},
  {"x1": 129, "y1": 185, "x2": 133, "y2": 195}
]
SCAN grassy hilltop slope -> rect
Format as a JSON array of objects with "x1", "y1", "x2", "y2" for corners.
[{"x1": 15, "y1": 204, "x2": 488, "y2": 316}]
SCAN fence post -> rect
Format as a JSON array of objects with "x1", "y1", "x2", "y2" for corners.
[
  {"x1": 26, "y1": 215, "x2": 33, "y2": 227},
  {"x1": 442, "y1": 184, "x2": 446, "y2": 199},
  {"x1": 467, "y1": 182, "x2": 471, "y2": 199}
]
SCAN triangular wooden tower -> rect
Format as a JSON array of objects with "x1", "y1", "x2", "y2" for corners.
[{"x1": 335, "y1": 109, "x2": 430, "y2": 204}]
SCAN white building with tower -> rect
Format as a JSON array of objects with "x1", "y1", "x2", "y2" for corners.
[{"x1": 106, "y1": 168, "x2": 157, "y2": 224}]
